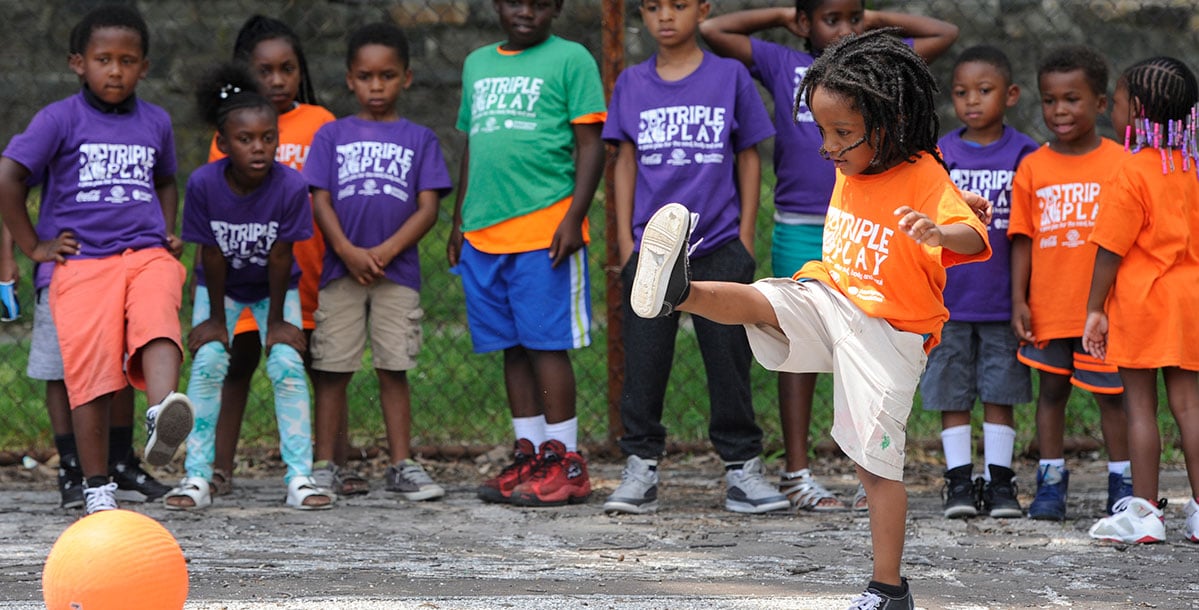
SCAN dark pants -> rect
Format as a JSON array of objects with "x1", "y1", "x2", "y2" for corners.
[{"x1": 617, "y1": 238, "x2": 762, "y2": 462}]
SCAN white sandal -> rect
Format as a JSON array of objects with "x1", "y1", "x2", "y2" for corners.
[
  {"x1": 164, "y1": 476, "x2": 212, "y2": 511},
  {"x1": 287, "y1": 475, "x2": 335, "y2": 511},
  {"x1": 780, "y1": 468, "x2": 847, "y2": 512},
  {"x1": 852, "y1": 483, "x2": 869, "y2": 512}
]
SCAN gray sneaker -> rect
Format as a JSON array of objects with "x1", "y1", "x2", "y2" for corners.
[
  {"x1": 311, "y1": 461, "x2": 337, "y2": 492},
  {"x1": 385, "y1": 459, "x2": 445, "y2": 501},
  {"x1": 603, "y1": 455, "x2": 660, "y2": 514},
  {"x1": 725, "y1": 457, "x2": 790, "y2": 514}
]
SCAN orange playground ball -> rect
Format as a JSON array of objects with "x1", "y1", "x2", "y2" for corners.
[{"x1": 43, "y1": 509, "x2": 188, "y2": 610}]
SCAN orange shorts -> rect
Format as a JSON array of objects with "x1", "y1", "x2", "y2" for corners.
[
  {"x1": 232, "y1": 223, "x2": 323, "y2": 335},
  {"x1": 50, "y1": 248, "x2": 186, "y2": 408}
]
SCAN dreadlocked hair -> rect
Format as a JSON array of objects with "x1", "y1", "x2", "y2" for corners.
[
  {"x1": 1119, "y1": 56, "x2": 1199, "y2": 171},
  {"x1": 797, "y1": 28, "x2": 945, "y2": 172},
  {"x1": 232, "y1": 15, "x2": 320, "y2": 106},
  {"x1": 195, "y1": 62, "x2": 276, "y2": 134}
]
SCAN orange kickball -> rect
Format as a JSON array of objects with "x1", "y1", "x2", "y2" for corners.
[{"x1": 43, "y1": 509, "x2": 188, "y2": 610}]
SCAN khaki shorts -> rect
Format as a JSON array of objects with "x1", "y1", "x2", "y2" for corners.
[
  {"x1": 310, "y1": 277, "x2": 423, "y2": 373},
  {"x1": 744, "y1": 279, "x2": 927, "y2": 481}
]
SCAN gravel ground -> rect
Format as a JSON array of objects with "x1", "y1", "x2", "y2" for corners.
[{"x1": 2, "y1": 450, "x2": 1197, "y2": 609}]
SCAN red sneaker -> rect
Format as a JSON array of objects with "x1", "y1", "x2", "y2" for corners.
[
  {"x1": 510, "y1": 440, "x2": 591, "y2": 507},
  {"x1": 477, "y1": 438, "x2": 537, "y2": 503}
]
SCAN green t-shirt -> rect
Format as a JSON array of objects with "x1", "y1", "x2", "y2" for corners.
[{"x1": 456, "y1": 36, "x2": 606, "y2": 233}]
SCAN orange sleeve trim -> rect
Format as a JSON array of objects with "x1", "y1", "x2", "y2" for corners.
[{"x1": 572, "y1": 112, "x2": 607, "y2": 124}]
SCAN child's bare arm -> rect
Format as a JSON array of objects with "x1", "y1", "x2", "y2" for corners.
[
  {"x1": 550, "y1": 122, "x2": 604, "y2": 268},
  {"x1": 1009, "y1": 234, "x2": 1035, "y2": 343},
  {"x1": 264, "y1": 239, "x2": 305, "y2": 356},
  {"x1": 312, "y1": 187, "x2": 382, "y2": 285},
  {"x1": 735, "y1": 146, "x2": 761, "y2": 254},
  {"x1": 155, "y1": 174, "x2": 183, "y2": 258},
  {"x1": 894, "y1": 206, "x2": 985, "y2": 254},
  {"x1": 447, "y1": 143, "x2": 469, "y2": 267},
  {"x1": 0, "y1": 158, "x2": 78, "y2": 263},
  {"x1": 1082, "y1": 246, "x2": 1121, "y2": 361},
  {"x1": 863, "y1": 10, "x2": 959, "y2": 63},
  {"x1": 612, "y1": 141, "x2": 637, "y2": 265},
  {"x1": 699, "y1": 8, "x2": 800, "y2": 67},
  {"x1": 368, "y1": 188, "x2": 440, "y2": 269}
]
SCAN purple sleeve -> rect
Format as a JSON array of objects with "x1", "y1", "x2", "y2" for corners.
[
  {"x1": 600, "y1": 71, "x2": 630, "y2": 144},
  {"x1": 303, "y1": 124, "x2": 335, "y2": 192},
  {"x1": 731, "y1": 67, "x2": 775, "y2": 152},
  {"x1": 2, "y1": 106, "x2": 63, "y2": 186},
  {"x1": 180, "y1": 171, "x2": 215, "y2": 246},
  {"x1": 416, "y1": 130, "x2": 453, "y2": 197},
  {"x1": 155, "y1": 113, "x2": 177, "y2": 178},
  {"x1": 275, "y1": 170, "x2": 314, "y2": 243}
]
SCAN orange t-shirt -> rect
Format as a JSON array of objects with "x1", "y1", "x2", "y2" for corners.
[
  {"x1": 1089, "y1": 148, "x2": 1199, "y2": 369},
  {"x1": 1008, "y1": 138, "x2": 1125, "y2": 340},
  {"x1": 207, "y1": 103, "x2": 335, "y2": 331},
  {"x1": 795, "y1": 153, "x2": 991, "y2": 350}
]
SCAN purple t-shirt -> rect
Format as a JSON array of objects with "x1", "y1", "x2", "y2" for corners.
[
  {"x1": 182, "y1": 159, "x2": 313, "y2": 304},
  {"x1": 938, "y1": 125, "x2": 1040, "y2": 321},
  {"x1": 2, "y1": 92, "x2": 176, "y2": 259},
  {"x1": 749, "y1": 39, "x2": 830, "y2": 217},
  {"x1": 603, "y1": 51, "x2": 774, "y2": 257},
  {"x1": 304, "y1": 117, "x2": 452, "y2": 291}
]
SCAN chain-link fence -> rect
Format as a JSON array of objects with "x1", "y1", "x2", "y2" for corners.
[{"x1": 0, "y1": 0, "x2": 1195, "y2": 455}]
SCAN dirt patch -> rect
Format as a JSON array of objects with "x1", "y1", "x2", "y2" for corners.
[{"x1": 1, "y1": 450, "x2": 1196, "y2": 609}]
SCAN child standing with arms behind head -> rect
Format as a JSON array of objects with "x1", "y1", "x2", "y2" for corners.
[
  {"x1": 920, "y1": 45, "x2": 1038, "y2": 519},
  {"x1": 630, "y1": 31, "x2": 989, "y2": 608},
  {"x1": 601, "y1": 0, "x2": 786, "y2": 516},
  {"x1": 306, "y1": 22, "x2": 451, "y2": 501},
  {"x1": 450, "y1": 0, "x2": 606, "y2": 507},
  {"x1": 699, "y1": 0, "x2": 958, "y2": 512},
  {"x1": 0, "y1": 4, "x2": 193, "y2": 514},
  {"x1": 165, "y1": 63, "x2": 331, "y2": 511},
  {"x1": 205, "y1": 15, "x2": 335, "y2": 497},
  {"x1": 1009, "y1": 45, "x2": 1130, "y2": 521},
  {"x1": 1085, "y1": 57, "x2": 1199, "y2": 544}
]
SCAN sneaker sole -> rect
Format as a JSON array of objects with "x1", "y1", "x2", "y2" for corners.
[
  {"x1": 944, "y1": 505, "x2": 978, "y2": 519},
  {"x1": 510, "y1": 489, "x2": 591, "y2": 507},
  {"x1": 630, "y1": 203, "x2": 689, "y2": 319},
  {"x1": 603, "y1": 499, "x2": 659, "y2": 515},
  {"x1": 145, "y1": 395, "x2": 194, "y2": 467},
  {"x1": 478, "y1": 486, "x2": 513, "y2": 504},
  {"x1": 389, "y1": 486, "x2": 446, "y2": 501},
  {"x1": 988, "y1": 507, "x2": 1024, "y2": 518},
  {"x1": 725, "y1": 498, "x2": 791, "y2": 514},
  {"x1": 61, "y1": 496, "x2": 84, "y2": 510},
  {"x1": 114, "y1": 489, "x2": 152, "y2": 503}
]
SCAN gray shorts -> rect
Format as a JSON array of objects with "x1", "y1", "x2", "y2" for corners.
[
  {"x1": 26, "y1": 289, "x2": 64, "y2": 381},
  {"x1": 919, "y1": 320, "x2": 1031, "y2": 411}
]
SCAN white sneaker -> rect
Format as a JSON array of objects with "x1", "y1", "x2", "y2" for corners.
[
  {"x1": 1184, "y1": 498, "x2": 1199, "y2": 542},
  {"x1": 725, "y1": 457, "x2": 790, "y2": 514},
  {"x1": 83, "y1": 481, "x2": 119, "y2": 515},
  {"x1": 603, "y1": 455, "x2": 660, "y2": 514},
  {"x1": 144, "y1": 392, "x2": 195, "y2": 467},
  {"x1": 1089, "y1": 496, "x2": 1165, "y2": 544}
]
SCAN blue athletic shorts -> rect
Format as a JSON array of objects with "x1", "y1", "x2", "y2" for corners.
[
  {"x1": 457, "y1": 242, "x2": 592, "y2": 354},
  {"x1": 919, "y1": 320, "x2": 1032, "y2": 411},
  {"x1": 1018, "y1": 337, "x2": 1123, "y2": 395},
  {"x1": 771, "y1": 221, "x2": 823, "y2": 278}
]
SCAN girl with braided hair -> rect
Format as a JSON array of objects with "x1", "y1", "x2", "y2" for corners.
[
  {"x1": 627, "y1": 29, "x2": 992, "y2": 609},
  {"x1": 1084, "y1": 56, "x2": 1199, "y2": 544}
]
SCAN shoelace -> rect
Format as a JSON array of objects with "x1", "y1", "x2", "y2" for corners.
[
  {"x1": 84, "y1": 482, "x2": 119, "y2": 514},
  {"x1": 847, "y1": 591, "x2": 884, "y2": 610},
  {"x1": 400, "y1": 463, "x2": 434, "y2": 486},
  {"x1": 685, "y1": 211, "x2": 704, "y2": 256},
  {"x1": 145, "y1": 404, "x2": 160, "y2": 437},
  {"x1": 527, "y1": 454, "x2": 562, "y2": 481}
]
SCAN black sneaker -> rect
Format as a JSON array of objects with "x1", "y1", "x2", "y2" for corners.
[
  {"x1": 110, "y1": 455, "x2": 171, "y2": 502},
  {"x1": 941, "y1": 464, "x2": 979, "y2": 519},
  {"x1": 57, "y1": 454, "x2": 84, "y2": 509},
  {"x1": 981, "y1": 464, "x2": 1023, "y2": 518},
  {"x1": 630, "y1": 202, "x2": 694, "y2": 319},
  {"x1": 848, "y1": 578, "x2": 915, "y2": 610}
]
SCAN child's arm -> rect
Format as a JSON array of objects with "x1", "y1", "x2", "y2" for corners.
[
  {"x1": 699, "y1": 8, "x2": 801, "y2": 67},
  {"x1": 550, "y1": 122, "x2": 604, "y2": 268},
  {"x1": 311, "y1": 187, "x2": 384, "y2": 285},
  {"x1": 367, "y1": 189, "x2": 439, "y2": 269},
  {"x1": 0, "y1": 158, "x2": 78, "y2": 263},
  {"x1": 264, "y1": 240, "x2": 305, "y2": 356},
  {"x1": 1081, "y1": 246, "x2": 1121, "y2": 361},
  {"x1": 894, "y1": 206, "x2": 985, "y2": 254},
  {"x1": 735, "y1": 146, "x2": 761, "y2": 254},
  {"x1": 0, "y1": 223, "x2": 18, "y2": 284},
  {"x1": 447, "y1": 143, "x2": 469, "y2": 268},
  {"x1": 613, "y1": 141, "x2": 637, "y2": 265},
  {"x1": 863, "y1": 10, "x2": 959, "y2": 63},
  {"x1": 155, "y1": 174, "x2": 183, "y2": 258},
  {"x1": 1009, "y1": 234, "x2": 1036, "y2": 343},
  {"x1": 188, "y1": 245, "x2": 230, "y2": 353}
]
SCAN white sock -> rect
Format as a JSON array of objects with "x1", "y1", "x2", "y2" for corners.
[
  {"x1": 1108, "y1": 460, "x2": 1130, "y2": 476},
  {"x1": 512, "y1": 415, "x2": 546, "y2": 448},
  {"x1": 1039, "y1": 458, "x2": 1066, "y2": 469},
  {"x1": 544, "y1": 417, "x2": 578, "y2": 453},
  {"x1": 941, "y1": 425, "x2": 973, "y2": 471},
  {"x1": 982, "y1": 423, "x2": 1016, "y2": 481}
]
